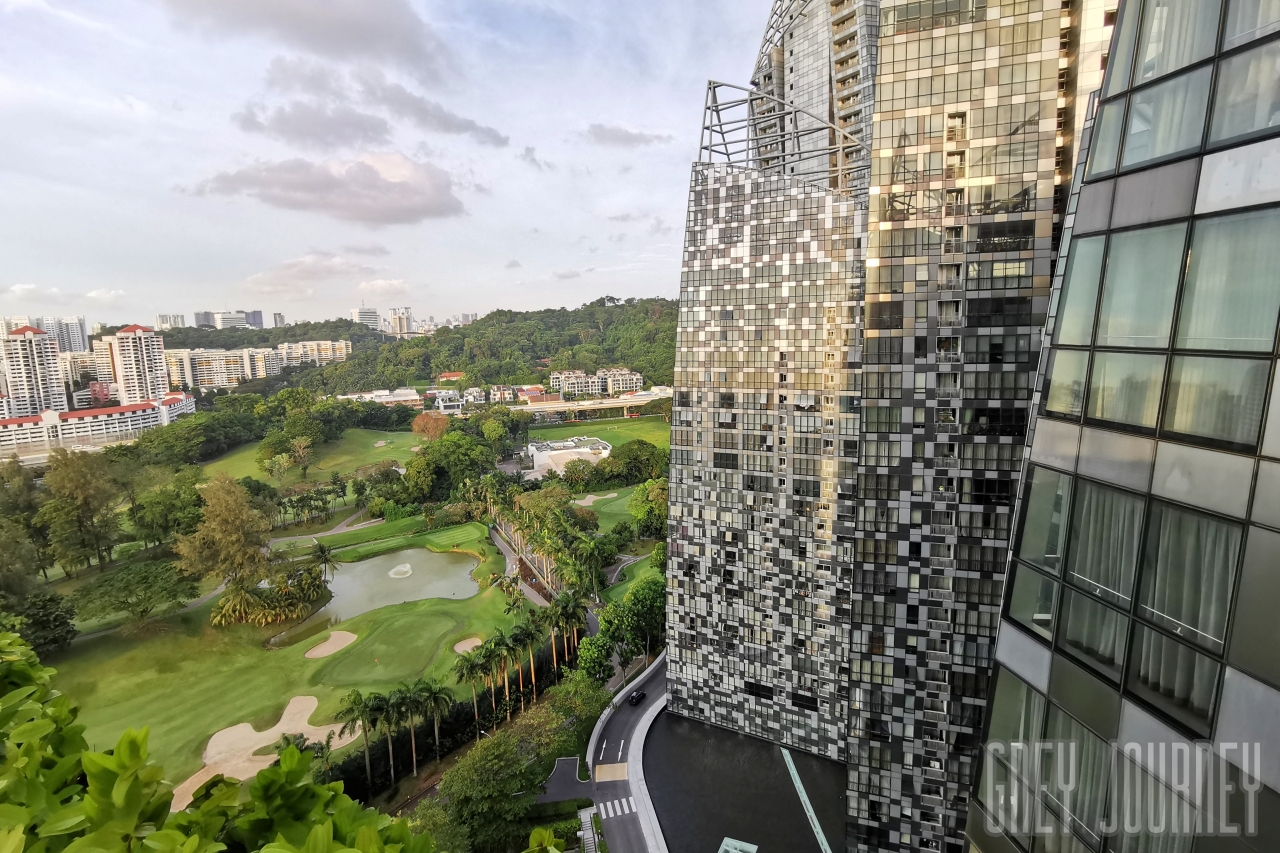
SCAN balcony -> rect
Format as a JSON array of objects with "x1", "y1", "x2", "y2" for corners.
[
  {"x1": 927, "y1": 525, "x2": 957, "y2": 537},
  {"x1": 931, "y1": 557, "x2": 956, "y2": 570},
  {"x1": 926, "y1": 619, "x2": 952, "y2": 632},
  {"x1": 937, "y1": 351, "x2": 962, "y2": 364},
  {"x1": 933, "y1": 456, "x2": 959, "y2": 469},
  {"x1": 938, "y1": 315, "x2": 964, "y2": 328}
]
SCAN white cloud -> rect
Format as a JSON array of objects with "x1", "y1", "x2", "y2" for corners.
[
  {"x1": 1, "y1": 283, "x2": 38, "y2": 297},
  {"x1": 195, "y1": 152, "x2": 465, "y2": 224},
  {"x1": 553, "y1": 270, "x2": 581, "y2": 280},
  {"x1": 85, "y1": 288, "x2": 126, "y2": 304},
  {"x1": 505, "y1": 259, "x2": 521, "y2": 268},
  {"x1": 519, "y1": 146, "x2": 553, "y2": 171},
  {"x1": 243, "y1": 251, "x2": 376, "y2": 298},
  {"x1": 358, "y1": 71, "x2": 508, "y2": 147},
  {"x1": 154, "y1": 0, "x2": 450, "y2": 82},
  {"x1": 356, "y1": 278, "x2": 409, "y2": 298},
  {"x1": 233, "y1": 100, "x2": 390, "y2": 149},
  {"x1": 583, "y1": 123, "x2": 673, "y2": 147},
  {"x1": 343, "y1": 242, "x2": 389, "y2": 256}
]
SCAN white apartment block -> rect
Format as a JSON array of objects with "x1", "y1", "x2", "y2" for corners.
[
  {"x1": 335, "y1": 388, "x2": 424, "y2": 409},
  {"x1": 58, "y1": 351, "x2": 99, "y2": 384},
  {"x1": 213, "y1": 311, "x2": 248, "y2": 329},
  {"x1": 276, "y1": 340, "x2": 353, "y2": 367},
  {"x1": 389, "y1": 308, "x2": 415, "y2": 337},
  {"x1": 462, "y1": 387, "x2": 487, "y2": 404},
  {"x1": 1, "y1": 326, "x2": 67, "y2": 417},
  {"x1": 597, "y1": 367, "x2": 644, "y2": 395},
  {"x1": 433, "y1": 389, "x2": 463, "y2": 413},
  {"x1": 548, "y1": 370, "x2": 601, "y2": 396},
  {"x1": 154, "y1": 314, "x2": 185, "y2": 331},
  {"x1": 242, "y1": 348, "x2": 283, "y2": 380},
  {"x1": 0, "y1": 392, "x2": 195, "y2": 453},
  {"x1": 94, "y1": 325, "x2": 169, "y2": 405},
  {"x1": 2, "y1": 316, "x2": 88, "y2": 353},
  {"x1": 165, "y1": 349, "x2": 246, "y2": 389},
  {"x1": 351, "y1": 307, "x2": 380, "y2": 330},
  {"x1": 489, "y1": 385, "x2": 515, "y2": 402},
  {"x1": 549, "y1": 368, "x2": 644, "y2": 397}
]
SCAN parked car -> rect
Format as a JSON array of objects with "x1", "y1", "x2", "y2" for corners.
[{"x1": 627, "y1": 690, "x2": 646, "y2": 706}]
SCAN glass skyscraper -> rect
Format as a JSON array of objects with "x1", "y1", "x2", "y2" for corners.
[{"x1": 972, "y1": 0, "x2": 1280, "y2": 851}]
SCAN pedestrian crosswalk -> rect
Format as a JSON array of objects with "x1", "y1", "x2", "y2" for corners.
[{"x1": 598, "y1": 796, "x2": 637, "y2": 820}]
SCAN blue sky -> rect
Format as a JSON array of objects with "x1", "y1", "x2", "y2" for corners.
[{"x1": 0, "y1": 0, "x2": 772, "y2": 325}]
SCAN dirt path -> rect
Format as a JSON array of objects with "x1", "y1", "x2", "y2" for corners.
[
  {"x1": 268, "y1": 508, "x2": 371, "y2": 546},
  {"x1": 171, "y1": 696, "x2": 359, "y2": 810}
]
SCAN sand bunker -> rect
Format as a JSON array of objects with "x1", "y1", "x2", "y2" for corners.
[
  {"x1": 172, "y1": 696, "x2": 359, "y2": 810},
  {"x1": 304, "y1": 630, "x2": 357, "y2": 659},
  {"x1": 410, "y1": 445, "x2": 421, "y2": 452},
  {"x1": 388, "y1": 563, "x2": 412, "y2": 578},
  {"x1": 575, "y1": 492, "x2": 618, "y2": 506},
  {"x1": 374, "y1": 440, "x2": 388, "y2": 447},
  {"x1": 453, "y1": 636, "x2": 483, "y2": 654}
]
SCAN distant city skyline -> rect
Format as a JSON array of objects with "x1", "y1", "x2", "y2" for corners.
[{"x1": 0, "y1": 0, "x2": 773, "y2": 324}]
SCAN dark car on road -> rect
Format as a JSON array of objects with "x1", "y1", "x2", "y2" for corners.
[{"x1": 627, "y1": 690, "x2": 646, "y2": 706}]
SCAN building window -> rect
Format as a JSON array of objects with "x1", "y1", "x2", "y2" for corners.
[
  {"x1": 1059, "y1": 588, "x2": 1129, "y2": 680},
  {"x1": 1008, "y1": 563, "x2": 1058, "y2": 640},
  {"x1": 1042, "y1": 349, "x2": 1089, "y2": 419},
  {"x1": 1041, "y1": 707, "x2": 1111, "y2": 841},
  {"x1": 1133, "y1": 0, "x2": 1222, "y2": 84},
  {"x1": 1175, "y1": 207, "x2": 1280, "y2": 352},
  {"x1": 1223, "y1": 0, "x2": 1280, "y2": 48},
  {"x1": 1054, "y1": 236, "x2": 1106, "y2": 346},
  {"x1": 1086, "y1": 351, "x2": 1166, "y2": 430},
  {"x1": 1095, "y1": 223, "x2": 1186, "y2": 348},
  {"x1": 1137, "y1": 501, "x2": 1242, "y2": 654},
  {"x1": 1163, "y1": 356, "x2": 1271, "y2": 449},
  {"x1": 1018, "y1": 466, "x2": 1072, "y2": 574},
  {"x1": 1210, "y1": 38, "x2": 1280, "y2": 144},
  {"x1": 1121, "y1": 67, "x2": 1212, "y2": 169},
  {"x1": 1066, "y1": 480, "x2": 1145, "y2": 607},
  {"x1": 1127, "y1": 624, "x2": 1221, "y2": 733},
  {"x1": 1085, "y1": 98, "x2": 1126, "y2": 178}
]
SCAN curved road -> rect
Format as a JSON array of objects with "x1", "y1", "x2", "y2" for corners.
[{"x1": 590, "y1": 659, "x2": 667, "y2": 853}]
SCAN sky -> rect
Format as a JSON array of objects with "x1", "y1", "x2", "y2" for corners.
[{"x1": 0, "y1": 0, "x2": 773, "y2": 326}]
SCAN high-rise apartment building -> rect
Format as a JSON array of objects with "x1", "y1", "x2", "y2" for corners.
[
  {"x1": 972, "y1": 0, "x2": 1280, "y2": 850},
  {"x1": 155, "y1": 314, "x2": 186, "y2": 331},
  {"x1": 668, "y1": 0, "x2": 1113, "y2": 850},
  {"x1": 92, "y1": 326, "x2": 170, "y2": 405},
  {"x1": 213, "y1": 311, "x2": 248, "y2": 330},
  {"x1": 244, "y1": 310, "x2": 264, "y2": 329},
  {"x1": 351, "y1": 307, "x2": 380, "y2": 330},
  {"x1": 1, "y1": 326, "x2": 68, "y2": 417},
  {"x1": 389, "y1": 307, "x2": 415, "y2": 337},
  {"x1": 2, "y1": 316, "x2": 88, "y2": 353},
  {"x1": 273, "y1": 313, "x2": 286, "y2": 328},
  {"x1": 276, "y1": 340, "x2": 352, "y2": 367},
  {"x1": 193, "y1": 311, "x2": 215, "y2": 328}
]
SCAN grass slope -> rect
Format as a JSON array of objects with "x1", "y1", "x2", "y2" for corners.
[
  {"x1": 575, "y1": 487, "x2": 637, "y2": 533},
  {"x1": 203, "y1": 429, "x2": 419, "y2": 485},
  {"x1": 528, "y1": 415, "x2": 670, "y2": 450},
  {"x1": 48, "y1": 524, "x2": 511, "y2": 781},
  {"x1": 604, "y1": 558, "x2": 660, "y2": 604}
]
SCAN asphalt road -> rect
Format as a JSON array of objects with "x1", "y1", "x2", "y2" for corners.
[{"x1": 591, "y1": 658, "x2": 667, "y2": 853}]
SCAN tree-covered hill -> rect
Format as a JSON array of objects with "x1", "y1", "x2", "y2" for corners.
[
  {"x1": 95, "y1": 318, "x2": 385, "y2": 351},
  {"x1": 294, "y1": 295, "x2": 676, "y2": 395}
]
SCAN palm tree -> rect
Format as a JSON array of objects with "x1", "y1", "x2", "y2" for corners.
[
  {"x1": 495, "y1": 574, "x2": 521, "y2": 607},
  {"x1": 309, "y1": 541, "x2": 339, "y2": 582},
  {"x1": 509, "y1": 619, "x2": 537, "y2": 711},
  {"x1": 419, "y1": 679, "x2": 454, "y2": 763},
  {"x1": 369, "y1": 692, "x2": 400, "y2": 783},
  {"x1": 391, "y1": 682, "x2": 423, "y2": 778},
  {"x1": 336, "y1": 689, "x2": 375, "y2": 789},
  {"x1": 477, "y1": 639, "x2": 501, "y2": 718},
  {"x1": 557, "y1": 592, "x2": 588, "y2": 658},
  {"x1": 488, "y1": 629, "x2": 514, "y2": 721},
  {"x1": 453, "y1": 650, "x2": 485, "y2": 743}
]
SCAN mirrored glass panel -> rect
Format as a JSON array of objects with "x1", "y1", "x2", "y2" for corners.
[
  {"x1": 1210, "y1": 38, "x2": 1280, "y2": 144},
  {"x1": 1043, "y1": 349, "x2": 1090, "y2": 419},
  {"x1": 1127, "y1": 624, "x2": 1222, "y2": 733},
  {"x1": 1054, "y1": 237, "x2": 1106, "y2": 346},
  {"x1": 1041, "y1": 707, "x2": 1111, "y2": 843},
  {"x1": 1103, "y1": 0, "x2": 1143, "y2": 96},
  {"x1": 1067, "y1": 480, "x2": 1145, "y2": 606},
  {"x1": 1087, "y1": 99, "x2": 1127, "y2": 178},
  {"x1": 1121, "y1": 67, "x2": 1212, "y2": 168},
  {"x1": 1138, "y1": 502, "x2": 1242, "y2": 653},
  {"x1": 1095, "y1": 224, "x2": 1185, "y2": 348},
  {"x1": 1134, "y1": 0, "x2": 1222, "y2": 83},
  {"x1": 1059, "y1": 588, "x2": 1129, "y2": 680},
  {"x1": 1009, "y1": 563, "x2": 1059, "y2": 640},
  {"x1": 1019, "y1": 467, "x2": 1074, "y2": 574},
  {"x1": 1162, "y1": 356, "x2": 1271, "y2": 448},
  {"x1": 1086, "y1": 352, "x2": 1166, "y2": 429}
]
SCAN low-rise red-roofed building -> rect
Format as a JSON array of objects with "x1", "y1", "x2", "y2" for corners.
[{"x1": 0, "y1": 391, "x2": 195, "y2": 453}]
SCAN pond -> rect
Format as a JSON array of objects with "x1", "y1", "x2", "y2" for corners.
[{"x1": 271, "y1": 548, "x2": 479, "y2": 647}]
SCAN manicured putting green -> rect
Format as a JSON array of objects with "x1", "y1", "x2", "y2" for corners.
[
  {"x1": 604, "y1": 558, "x2": 660, "y2": 604},
  {"x1": 528, "y1": 415, "x2": 670, "y2": 450},
  {"x1": 203, "y1": 428, "x2": 418, "y2": 485},
  {"x1": 574, "y1": 487, "x2": 637, "y2": 533}
]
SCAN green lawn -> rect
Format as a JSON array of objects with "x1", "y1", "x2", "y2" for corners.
[
  {"x1": 574, "y1": 487, "x2": 637, "y2": 533},
  {"x1": 270, "y1": 505, "x2": 358, "y2": 540},
  {"x1": 47, "y1": 523, "x2": 513, "y2": 782},
  {"x1": 203, "y1": 428, "x2": 419, "y2": 486},
  {"x1": 528, "y1": 415, "x2": 670, "y2": 450},
  {"x1": 604, "y1": 557, "x2": 660, "y2": 604}
]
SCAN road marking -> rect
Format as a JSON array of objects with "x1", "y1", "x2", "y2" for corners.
[
  {"x1": 598, "y1": 739, "x2": 607, "y2": 761},
  {"x1": 629, "y1": 796, "x2": 637, "y2": 812},
  {"x1": 781, "y1": 748, "x2": 833, "y2": 853},
  {"x1": 617, "y1": 738, "x2": 625, "y2": 761},
  {"x1": 602, "y1": 801, "x2": 612, "y2": 819}
]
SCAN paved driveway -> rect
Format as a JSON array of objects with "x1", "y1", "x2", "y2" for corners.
[{"x1": 590, "y1": 660, "x2": 667, "y2": 853}]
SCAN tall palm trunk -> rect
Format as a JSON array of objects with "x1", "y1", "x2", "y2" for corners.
[
  {"x1": 516, "y1": 656, "x2": 526, "y2": 712},
  {"x1": 433, "y1": 713, "x2": 442, "y2": 761},
  {"x1": 503, "y1": 660, "x2": 511, "y2": 721},
  {"x1": 470, "y1": 683, "x2": 480, "y2": 743},
  {"x1": 385, "y1": 728, "x2": 396, "y2": 783},
  {"x1": 408, "y1": 712, "x2": 418, "y2": 776},
  {"x1": 361, "y1": 726, "x2": 373, "y2": 788},
  {"x1": 550, "y1": 628, "x2": 559, "y2": 671},
  {"x1": 527, "y1": 643, "x2": 538, "y2": 704}
]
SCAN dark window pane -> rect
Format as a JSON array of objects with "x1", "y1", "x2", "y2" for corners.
[
  {"x1": 1162, "y1": 356, "x2": 1270, "y2": 449},
  {"x1": 1176, "y1": 208, "x2": 1280, "y2": 352},
  {"x1": 1040, "y1": 707, "x2": 1111, "y2": 843},
  {"x1": 1086, "y1": 351, "x2": 1165, "y2": 429},
  {"x1": 1009, "y1": 563, "x2": 1058, "y2": 640},
  {"x1": 1018, "y1": 466, "x2": 1073, "y2": 574},
  {"x1": 1067, "y1": 480, "x2": 1145, "y2": 607},
  {"x1": 1059, "y1": 588, "x2": 1129, "y2": 680},
  {"x1": 1127, "y1": 624, "x2": 1222, "y2": 734},
  {"x1": 1095, "y1": 223, "x2": 1185, "y2": 348},
  {"x1": 1138, "y1": 502, "x2": 1242, "y2": 653}
]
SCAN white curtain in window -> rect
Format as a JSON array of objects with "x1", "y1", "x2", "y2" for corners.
[
  {"x1": 1135, "y1": 0, "x2": 1221, "y2": 81},
  {"x1": 1096, "y1": 224, "x2": 1185, "y2": 348},
  {"x1": 1138, "y1": 504, "x2": 1241, "y2": 652},
  {"x1": 1210, "y1": 39, "x2": 1280, "y2": 143},
  {"x1": 1111, "y1": 760, "x2": 1197, "y2": 853},
  {"x1": 1162, "y1": 356, "x2": 1271, "y2": 447},
  {"x1": 1062, "y1": 590, "x2": 1128, "y2": 678},
  {"x1": 1042, "y1": 708, "x2": 1111, "y2": 842},
  {"x1": 1122, "y1": 68, "x2": 1212, "y2": 167},
  {"x1": 1177, "y1": 208, "x2": 1280, "y2": 351},
  {"x1": 1068, "y1": 481, "x2": 1144, "y2": 605},
  {"x1": 1224, "y1": 0, "x2": 1280, "y2": 48},
  {"x1": 1132, "y1": 626, "x2": 1220, "y2": 724}
]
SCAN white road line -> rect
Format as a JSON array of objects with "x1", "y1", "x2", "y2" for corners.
[
  {"x1": 621, "y1": 799, "x2": 631, "y2": 814},
  {"x1": 598, "y1": 739, "x2": 607, "y2": 761},
  {"x1": 629, "y1": 796, "x2": 637, "y2": 812},
  {"x1": 617, "y1": 738, "x2": 626, "y2": 761},
  {"x1": 602, "y1": 801, "x2": 611, "y2": 819}
]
